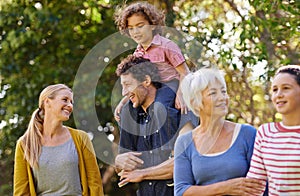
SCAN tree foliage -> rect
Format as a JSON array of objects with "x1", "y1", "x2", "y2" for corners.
[
  {"x1": 0, "y1": 0, "x2": 118, "y2": 193},
  {"x1": 173, "y1": 0, "x2": 299, "y2": 126},
  {"x1": 0, "y1": 0, "x2": 299, "y2": 195}
]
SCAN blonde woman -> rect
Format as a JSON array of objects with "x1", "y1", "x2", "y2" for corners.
[{"x1": 13, "y1": 84, "x2": 104, "y2": 196}]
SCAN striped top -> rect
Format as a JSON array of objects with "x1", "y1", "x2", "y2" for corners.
[{"x1": 247, "y1": 122, "x2": 300, "y2": 195}]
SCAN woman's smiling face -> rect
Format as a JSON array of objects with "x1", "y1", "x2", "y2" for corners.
[
  {"x1": 45, "y1": 89, "x2": 73, "y2": 121},
  {"x1": 271, "y1": 73, "x2": 300, "y2": 116},
  {"x1": 201, "y1": 80, "x2": 229, "y2": 117}
]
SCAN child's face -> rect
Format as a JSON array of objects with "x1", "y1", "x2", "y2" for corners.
[
  {"x1": 127, "y1": 13, "x2": 155, "y2": 48},
  {"x1": 271, "y1": 73, "x2": 300, "y2": 116}
]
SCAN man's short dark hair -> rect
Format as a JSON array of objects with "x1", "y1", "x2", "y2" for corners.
[{"x1": 116, "y1": 55, "x2": 161, "y2": 88}]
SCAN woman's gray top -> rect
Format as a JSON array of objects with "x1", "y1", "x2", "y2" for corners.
[{"x1": 32, "y1": 139, "x2": 82, "y2": 196}]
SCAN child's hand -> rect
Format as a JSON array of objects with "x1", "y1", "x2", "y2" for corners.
[
  {"x1": 114, "y1": 102, "x2": 123, "y2": 122},
  {"x1": 175, "y1": 93, "x2": 188, "y2": 114},
  {"x1": 114, "y1": 96, "x2": 129, "y2": 122}
]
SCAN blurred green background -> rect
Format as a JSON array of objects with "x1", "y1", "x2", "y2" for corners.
[{"x1": 0, "y1": 0, "x2": 299, "y2": 195}]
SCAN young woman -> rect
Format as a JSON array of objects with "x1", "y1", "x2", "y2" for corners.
[
  {"x1": 247, "y1": 65, "x2": 300, "y2": 195},
  {"x1": 14, "y1": 84, "x2": 104, "y2": 196}
]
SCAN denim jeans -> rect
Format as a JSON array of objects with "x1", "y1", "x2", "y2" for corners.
[
  {"x1": 156, "y1": 79, "x2": 179, "y2": 108},
  {"x1": 156, "y1": 80, "x2": 199, "y2": 130}
]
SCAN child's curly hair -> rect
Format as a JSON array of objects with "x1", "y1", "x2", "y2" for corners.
[{"x1": 114, "y1": 1, "x2": 165, "y2": 36}]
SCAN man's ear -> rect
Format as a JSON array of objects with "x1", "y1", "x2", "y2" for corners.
[{"x1": 144, "y1": 75, "x2": 152, "y2": 87}]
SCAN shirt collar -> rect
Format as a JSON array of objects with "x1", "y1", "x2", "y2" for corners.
[
  {"x1": 136, "y1": 102, "x2": 155, "y2": 116},
  {"x1": 136, "y1": 34, "x2": 162, "y2": 51},
  {"x1": 151, "y1": 34, "x2": 162, "y2": 45}
]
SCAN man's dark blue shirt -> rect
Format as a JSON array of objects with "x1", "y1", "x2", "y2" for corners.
[{"x1": 118, "y1": 90, "x2": 180, "y2": 196}]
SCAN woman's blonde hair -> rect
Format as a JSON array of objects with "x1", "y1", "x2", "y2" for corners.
[
  {"x1": 20, "y1": 84, "x2": 72, "y2": 168},
  {"x1": 181, "y1": 68, "x2": 226, "y2": 117}
]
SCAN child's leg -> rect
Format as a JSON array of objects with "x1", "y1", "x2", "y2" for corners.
[
  {"x1": 156, "y1": 79, "x2": 200, "y2": 132},
  {"x1": 155, "y1": 80, "x2": 178, "y2": 108},
  {"x1": 178, "y1": 111, "x2": 199, "y2": 134}
]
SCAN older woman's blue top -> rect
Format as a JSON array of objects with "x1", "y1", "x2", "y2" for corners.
[{"x1": 174, "y1": 124, "x2": 256, "y2": 196}]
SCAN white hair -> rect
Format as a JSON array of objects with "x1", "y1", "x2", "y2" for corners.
[{"x1": 180, "y1": 68, "x2": 226, "y2": 117}]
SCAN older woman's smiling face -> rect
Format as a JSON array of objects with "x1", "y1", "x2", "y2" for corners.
[{"x1": 201, "y1": 80, "x2": 229, "y2": 117}]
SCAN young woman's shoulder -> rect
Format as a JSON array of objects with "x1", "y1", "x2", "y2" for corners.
[
  {"x1": 67, "y1": 127, "x2": 90, "y2": 141},
  {"x1": 15, "y1": 137, "x2": 25, "y2": 150},
  {"x1": 258, "y1": 122, "x2": 275, "y2": 129}
]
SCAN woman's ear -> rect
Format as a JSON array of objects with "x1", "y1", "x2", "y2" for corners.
[
  {"x1": 44, "y1": 98, "x2": 50, "y2": 108},
  {"x1": 190, "y1": 97, "x2": 201, "y2": 115}
]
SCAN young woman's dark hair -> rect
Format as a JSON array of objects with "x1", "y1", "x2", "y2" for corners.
[{"x1": 276, "y1": 65, "x2": 300, "y2": 86}]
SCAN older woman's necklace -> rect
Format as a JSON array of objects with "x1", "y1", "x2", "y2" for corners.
[{"x1": 194, "y1": 124, "x2": 224, "y2": 155}]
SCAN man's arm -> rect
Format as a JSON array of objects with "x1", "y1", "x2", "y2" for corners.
[
  {"x1": 140, "y1": 157, "x2": 174, "y2": 180},
  {"x1": 115, "y1": 152, "x2": 144, "y2": 173},
  {"x1": 118, "y1": 157, "x2": 174, "y2": 187}
]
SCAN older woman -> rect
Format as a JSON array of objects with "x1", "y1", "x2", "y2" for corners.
[{"x1": 174, "y1": 68, "x2": 266, "y2": 196}]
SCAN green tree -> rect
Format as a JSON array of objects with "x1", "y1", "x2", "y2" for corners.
[
  {"x1": 173, "y1": 0, "x2": 299, "y2": 127},
  {"x1": 0, "y1": 0, "x2": 299, "y2": 195},
  {"x1": 0, "y1": 0, "x2": 119, "y2": 193}
]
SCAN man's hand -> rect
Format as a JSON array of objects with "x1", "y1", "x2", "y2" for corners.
[
  {"x1": 118, "y1": 169, "x2": 145, "y2": 187},
  {"x1": 115, "y1": 152, "x2": 144, "y2": 171}
]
